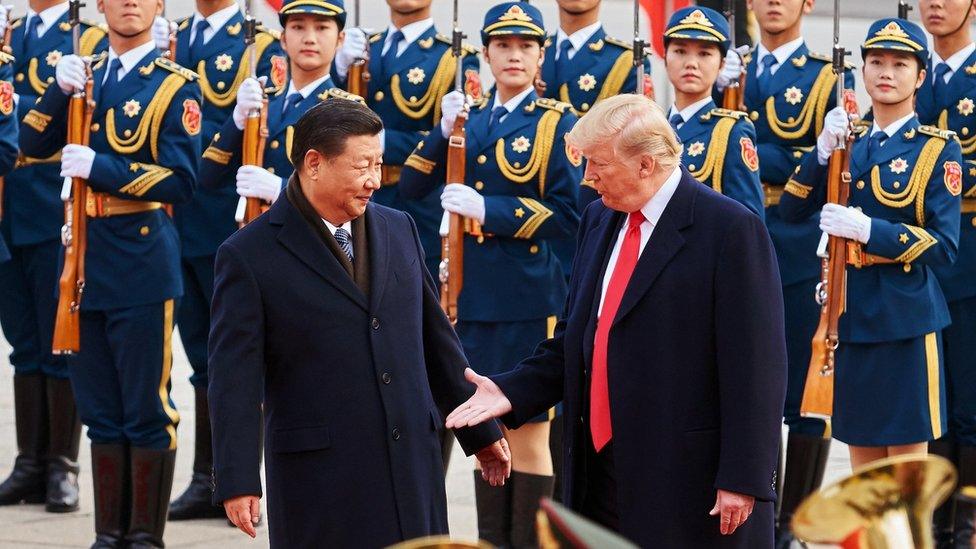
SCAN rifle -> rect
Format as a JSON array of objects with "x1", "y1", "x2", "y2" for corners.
[
  {"x1": 721, "y1": 0, "x2": 745, "y2": 111},
  {"x1": 235, "y1": 0, "x2": 270, "y2": 226},
  {"x1": 52, "y1": 0, "x2": 94, "y2": 354},
  {"x1": 346, "y1": 0, "x2": 370, "y2": 96},
  {"x1": 800, "y1": 0, "x2": 855, "y2": 419},
  {"x1": 898, "y1": 0, "x2": 913, "y2": 19},
  {"x1": 633, "y1": 0, "x2": 653, "y2": 99},
  {"x1": 439, "y1": 0, "x2": 473, "y2": 323}
]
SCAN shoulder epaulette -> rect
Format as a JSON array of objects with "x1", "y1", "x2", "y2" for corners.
[
  {"x1": 852, "y1": 120, "x2": 871, "y2": 137},
  {"x1": 0, "y1": 51, "x2": 13, "y2": 65},
  {"x1": 256, "y1": 25, "x2": 281, "y2": 40},
  {"x1": 318, "y1": 88, "x2": 366, "y2": 104},
  {"x1": 80, "y1": 18, "x2": 105, "y2": 29},
  {"x1": 919, "y1": 125, "x2": 958, "y2": 140},
  {"x1": 434, "y1": 34, "x2": 478, "y2": 55},
  {"x1": 89, "y1": 51, "x2": 108, "y2": 70},
  {"x1": 807, "y1": 51, "x2": 855, "y2": 69},
  {"x1": 177, "y1": 17, "x2": 191, "y2": 31},
  {"x1": 603, "y1": 36, "x2": 634, "y2": 51},
  {"x1": 544, "y1": 34, "x2": 554, "y2": 48},
  {"x1": 708, "y1": 108, "x2": 748, "y2": 120},
  {"x1": 154, "y1": 58, "x2": 198, "y2": 81},
  {"x1": 534, "y1": 97, "x2": 570, "y2": 114},
  {"x1": 8, "y1": 16, "x2": 22, "y2": 30},
  {"x1": 369, "y1": 32, "x2": 384, "y2": 44}
]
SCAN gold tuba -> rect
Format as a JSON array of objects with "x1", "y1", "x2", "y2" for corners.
[{"x1": 792, "y1": 454, "x2": 957, "y2": 549}]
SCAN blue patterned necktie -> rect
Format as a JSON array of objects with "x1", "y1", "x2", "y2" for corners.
[
  {"x1": 555, "y1": 39, "x2": 573, "y2": 81},
  {"x1": 100, "y1": 58, "x2": 123, "y2": 102},
  {"x1": 282, "y1": 92, "x2": 303, "y2": 116},
  {"x1": 23, "y1": 15, "x2": 42, "y2": 50},
  {"x1": 488, "y1": 106, "x2": 507, "y2": 132},
  {"x1": 382, "y1": 30, "x2": 404, "y2": 74},
  {"x1": 933, "y1": 62, "x2": 951, "y2": 104},
  {"x1": 867, "y1": 131, "x2": 886, "y2": 157},
  {"x1": 758, "y1": 54, "x2": 778, "y2": 96},
  {"x1": 190, "y1": 19, "x2": 210, "y2": 60},
  {"x1": 334, "y1": 227, "x2": 353, "y2": 262},
  {"x1": 669, "y1": 113, "x2": 684, "y2": 132}
]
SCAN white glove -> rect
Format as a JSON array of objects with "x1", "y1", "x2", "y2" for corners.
[
  {"x1": 232, "y1": 77, "x2": 266, "y2": 130},
  {"x1": 334, "y1": 27, "x2": 368, "y2": 79},
  {"x1": 55, "y1": 54, "x2": 87, "y2": 95},
  {"x1": 716, "y1": 45, "x2": 749, "y2": 92},
  {"x1": 440, "y1": 91, "x2": 467, "y2": 138},
  {"x1": 151, "y1": 16, "x2": 171, "y2": 50},
  {"x1": 819, "y1": 203, "x2": 871, "y2": 244},
  {"x1": 817, "y1": 106, "x2": 850, "y2": 165},
  {"x1": 59, "y1": 144, "x2": 96, "y2": 180},
  {"x1": 0, "y1": 5, "x2": 12, "y2": 38},
  {"x1": 441, "y1": 183, "x2": 485, "y2": 224},
  {"x1": 236, "y1": 165, "x2": 283, "y2": 203}
]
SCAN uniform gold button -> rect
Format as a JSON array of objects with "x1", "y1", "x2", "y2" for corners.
[
  {"x1": 581, "y1": 103, "x2": 590, "y2": 111},
  {"x1": 971, "y1": 217, "x2": 976, "y2": 227},
  {"x1": 964, "y1": 127, "x2": 970, "y2": 137},
  {"x1": 856, "y1": 180, "x2": 865, "y2": 189},
  {"x1": 267, "y1": 167, "x2": 275, "y2": 174},
  {"x1": 375, "y1": 91, "x2": 384, "y2": 101},
  {"x1": 217, "y1": 81, "x2": 226, "y2": 90},
  {"x1": 787, "y1": 116, "x2": 795, "y2": 124},
  {"x1": 793, "y1": 151, "x2": 803, "y2": 158},
  {"x1": 513, "y1": 162, "x2": 521, "y2": 168},
  {"x1": 893, "y1": 181, "x2": 900, "y2": 189},
  {"x1": 688, "y1": 164, "x2": 696, "y2": 171},
  {"x1": 139, "y1": 226, "x2": 150, "y2": 236},
  {"x1": 15, "y1": 73, "x2": 23, "y2": 82},
  {"x1": 529, "y1": 245, "x2": 539, "y2": 254},
  {"x1": 123, "y1": 129, "x2": 132, "y2": 137},
  {"x1": 903, "y1": 264, "x2": 912, "y2": 273},
  {"x1": 47, "y1": 77, "x2": 54, "y2": 84},
  {"x1": 476, "y1": 236, "x2": 484, "y2": 244},
  {"x1": 91, "y1": 123, "x2": 100, "y2": 132},
  {"x1": 750, "y1": 111, "x2": 759, "y2": 121},
  {"x1": 410, "y1": 95, "x2": 417, "y2": 102},
  {"x1": 477, "y1": 155, "x2": 487, "y2": 164},
  {"x1": 475, "y1": 181, "x2": 484, "y2": 190},
  {"x1": 214, "y1": 133, "x2": 220, "y2": 142},
  {"x1": 270, "y1": 140, "x2": 279, "y2": 149}
]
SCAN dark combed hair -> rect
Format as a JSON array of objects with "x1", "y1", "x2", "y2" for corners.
[{"x1": 290, "y1": 99, "x2": 383, "y2": 166}]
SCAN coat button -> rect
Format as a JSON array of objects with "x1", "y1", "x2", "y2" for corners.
[
  {"x1": 392, "y1": 427, "x2": 401, "y2": 440},
  {"x1": 382, "y1": 372, "x2": 392, "y2": 384},
  {"x1": 371, "y1": 317, "x2": 380, "y2": 330},
  {"x1": 375, "y1": 91, "x2": 385, "y2": 101}
]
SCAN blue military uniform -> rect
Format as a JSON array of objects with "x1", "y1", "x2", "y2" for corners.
[
  {"x1": 166, "y1": 7, "x2": 284, "y2": 521},
  {"x1": 780, "y1": 18, "x2": 961, "y2": 447},
  {"x1": 916, "y1": 45, "x2": 976, "y2": 453},
  {"x1": 334, "y1": 25, "x2": 479, "y2": 281},
  {"x1": 0, "y1": 7, "x2": 106, "y2": 512},
  {"x1": 0, "y1": 53, "x2": 17, "y2": 262},
  {"x1": 664, "y1": 8, "x2": 764, "y2": 218},
  {"x1": 19, "y1": 43, "x2": 201, "y2": 545},
  {"x1": 400, "y1": 5, "x2": 579, "y2": 544}
]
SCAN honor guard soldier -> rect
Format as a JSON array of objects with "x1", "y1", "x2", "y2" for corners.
[
  {"x1": 781, "y1": 13, "x2": 960, "y2": 490},
  {"x1": 400, "y1": 3, "x2": 581, "y2": 546},
  {"x1": 662, "y1": 7, "x2": 764, "y2": 218},
  {"x1": 160, "y1": 0, "x2": 284, "y2": 522},
  {"x1": 0, "y1": 0, "x2": 106, "y2": 514},
  {"x1": 18, "y1": 0, "x2": 202, "y2": 542},
  {"x1": 332, "y1": 0, "x2": 479, "y2": 282},
  {"x1": 713, "y1": 1, "x2": 856, "y2": 541},
  {"x1": 917, "y1": 1, "x2": 976, "y2": 545},
  {"x1": 199, "y1": 0, "x2": 362, "y2": 210}
]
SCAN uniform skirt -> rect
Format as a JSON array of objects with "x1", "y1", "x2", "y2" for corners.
[
  {"x1": 833, "y1": 332, "x2": 947, "y2": 446},
  {"x1": 457, "y1": 317, "x2": 558, "y2": 424}
]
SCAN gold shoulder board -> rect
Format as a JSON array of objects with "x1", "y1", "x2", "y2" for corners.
[
  {"x1": 154, "y1": 58, "x2": 198, "y2": 81},
  {"x1": 603, "y1": 36, "x2": 634, "y2": 51},
  {"x1": 0, "y1": 51, "x2": 13, "y2": 65},
  {"x1": 709, "y1": 108, "x2": 747, "y2": 120},
  {"x1": 257, "y1": 25, "x2": 281, "y2": 40},
  {"x1": 807, "y1": 51, "x2": 855, "y2": 69},
  {"x1": 535, "y1": 97, "x2": 570, "y2": 113},
  {"x1": 919, "y1": 125, "x2": 958, "y2": 141},
  {"x1": 434, "y1": 33, "x2": 478, "y2": 54},
  {"x1": 369, "y1": 32, "x2": 384, "y2": 44},
  {"x1": 319, "y1": 88, "x2": 366, "y2": 105}
]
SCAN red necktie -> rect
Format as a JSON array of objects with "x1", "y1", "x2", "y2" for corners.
[{"x1": 590, "y1": 211, "x2": 645, "y2": 452}]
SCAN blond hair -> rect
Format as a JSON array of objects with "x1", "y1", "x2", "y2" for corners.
[{"x1": 566, "y1": 94, "x2": 682, "y2": 171}]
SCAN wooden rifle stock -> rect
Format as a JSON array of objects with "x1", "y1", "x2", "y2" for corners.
[
  {"x1": 439, "y1": 113, "x2": 467, "y2": 323},
  {"x1": 240, "y1": 99, "x2": 269, "y2": 226},
  {"x1": 722, "y1": 72, "x2": 746, "y2": 111},
  {"x1": 347, "y1": 55, "x2": 370, "y2": 97},
  {"x1": 52, "y1": 78, "x2": 94, "y2": 354}
]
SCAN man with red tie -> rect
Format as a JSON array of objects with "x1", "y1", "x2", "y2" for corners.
[{"x1": 446, "y1": 93, "x2": 787, "y2": 547}]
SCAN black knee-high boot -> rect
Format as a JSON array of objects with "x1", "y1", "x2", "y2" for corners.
[
  {"x1": 509, "y1": 471, "x2": 554, "y2": 549},
  {"x1": 91, "y1": 443, "x2": 129, "y2": 549},
  {"x1": 45, "y1": 377, "x2": 80, "y2": 512},
  {"x1": 126, "y1": 447, "x2": 177, "y2": 548},
  {"x1": 0, "y1": 373, "x2": 48, "y2": 505},
  {"x1": 931, "y1": 437, "x2": 959, "y2": 549},
  {"x1": 474, "y1": 470, "x2": 512, "y2": 547},
  {"x1": 776, "y1": 433, "x2": 831, "y2": 548}
]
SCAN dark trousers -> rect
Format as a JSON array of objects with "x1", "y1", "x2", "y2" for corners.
[
  {"x1": 782, "y1": 280, "x2": 827, "y2": 437},
  {"x1": 0, "y1": 238, "x2": 67, "y2": 377},
  {"x1": 176, "y1": 255, "x2": 214, "y2": 388},
  {"x1": 581, "y1": 442, "x2": 619, "y2": 532},
  {"x1": 70, "y1": 300, "x2": 180, "y2": 449}
]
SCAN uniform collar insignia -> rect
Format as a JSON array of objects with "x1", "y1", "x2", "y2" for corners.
[
  {"x1": 417, "y1": 36, "x2": 434, "y2": 49},
  {"x1": 226, "y1": 22, "x2": 241, "y2": 36},
  {"x1": 791, "y1": 55, "x2": 807, "y2": 67},
  {"x1": 138, "y1": 62, "x2": 155, "y2": 76},
  {"x1": 59, "y1": 21, "x2": 72, "y2": 32},
  {"x1": 588, "y1": 39, "x2": 604, "y2": 51},
  {"x1": 903, "y1": 127, "x2": 916, "y2": 139}
]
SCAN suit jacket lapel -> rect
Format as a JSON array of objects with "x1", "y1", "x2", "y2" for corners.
[
  {"x1": 768, "y1": 43, "x2": 809, "y2": 96},
  {"x1": 272, "y1": 196, "x2": 369, "y2": 311},
  {"x1": 198, "y1": 12, "x2": 243, "y2": 61},
  {"x1": 98, "y1": 49, "x2": 159, "y2": 118},
  {"x1": 366, "y1": 205, "x2": 389, "y2": 311},
  {"x1": 851, "y1": 118, "x2": 920, "y2": 181},
  {"x1": 388, "y1": 27, "x2": 435, "y2": 78},
  {"x1": 677, "y1": 101, "x2": 716, "y2": 144},
  {"x1": 33, "y1": 14, "x2": 69, "y2": 58}
]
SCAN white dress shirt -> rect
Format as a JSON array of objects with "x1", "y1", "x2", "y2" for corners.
[
  {"x1": 189, "y1": 4, "x2": 241, "y2": 46},
  {"x1": 756, "y1": 36, "x2": 804, "y2": 77},
  {"x1": 489, "y1": 85, "x2": 535, "y2": 125},
  {"x1": 284, "y1": 74, "x2": 333, "y2": 102},
  {"x1": 322, "y1": 219, "x2": 353, "y2": 252},
  {"x1": 931, "y1": 42, "x2": 976, "y2": 84},
  {"x1": 103, "y1": 40, "x2": 158, "y2": 84},
  {"x1": 555, "y1": 21, "x2": 602, "y2": 61},
  {"x1": 25, "y1": 2, "x2": 71, "y2": 40},
  {"x1": 870, "y1": 111, "x2": 916, "y2": 142},
  {"x1": 598, "y1": 166, "x2": 682, "y2": 315},
  {"x1": 381, "y1": 18, "x2": 435, "y2": 57},
  {"x1": 668, "y1": 96, "x2": 714, "y2": 130}
]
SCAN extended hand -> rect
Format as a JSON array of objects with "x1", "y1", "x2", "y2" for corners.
[
  {"x1": 709, "y1": 489, "x2": 755, "y2": 535},
  {"x1": 445, "y1": 368, "x2": 513, "y2": 429},
  {"x1": 440, "y1": 183, "x2": 485, "y2": 224},
  {"x1": 475, "y1": 438, "x2": 512, "y2": 486},
  {"x1": 224, "y1": 494, "x2": 261, "y2": 538},
  {"x1": 820, "y1": 203, "x2": 871, "y2": 244}
]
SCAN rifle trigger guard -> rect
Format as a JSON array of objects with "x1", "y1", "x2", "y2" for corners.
[{"x1": 814, "y1": 281, "x2": 827, "y2": 306}]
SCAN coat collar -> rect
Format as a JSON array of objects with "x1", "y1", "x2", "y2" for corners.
[
  {"x1": 380, "y1": 25, "x2": 438, "y2": 82},
  {"x1": 475, "y1": 88, "x2": 539, "y2": 154},
  {"x1": 92, "y1": 48, "x2": 161, "y2": 118},
  {"x1": 850, "y1": 115, "x2": 921, "y2": 181}
]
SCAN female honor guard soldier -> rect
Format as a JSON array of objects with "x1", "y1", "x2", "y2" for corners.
[
  {"x1": 0, "y1": 2, "x2": 106, "y2": 514},
  {"x1": 780, "y1": 18, "x2": 962, "y2": 469},
  {"x1": 916, "y1": 1, "x2": 976, "y2": 544},
  {"x1": 399, "y1": 3, "x2": 582, "y2": 546},
  {"x1": 662, "y1": 7, "x2": 764, "y2": 218},
  {"x1": 18, "y1": 0, "x2": 202, "y2": 542},
  {"x1": 199, "y1": 0, "x2": 362, "y2": 207}
]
